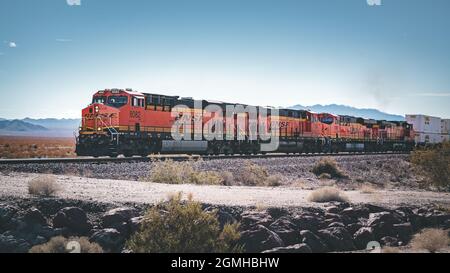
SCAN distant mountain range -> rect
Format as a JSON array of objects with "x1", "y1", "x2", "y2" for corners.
[
  {"x1": 290, "y1": 104, "x2": 405, "y2": 121},
  {"x1": 0, "y1": 118, "x2": 80, "y2": 137},
  {"x1": 0, "y1": 120, "x2": 48, "y2": 132}
]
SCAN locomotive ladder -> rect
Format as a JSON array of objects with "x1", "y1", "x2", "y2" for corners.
[{"x1": 97, "y1": 117, "x2": 119, "y2": 145}]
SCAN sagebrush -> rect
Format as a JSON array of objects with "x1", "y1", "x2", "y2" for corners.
[
  {"x1": 29, "y1": 236, "x2": 103, "y2": 253},
  {"x1": 312, "y1": 157, "x2": 346, "y2": 179},
  {"x1": 126, "y1": 193, "x2": 242, "y2": 253},
  {"x1": 28, "y1": 175, "x2": 60, "y2": 197},
  {"x1": 410, "y1": 228, "x2": 450, "y2": 253},
  {"x1": 411, "y1": 142, "x2": 450, "y2": 190},
  {"x1": 307, "y1": 186, "x2": 349, "y2": 203}
]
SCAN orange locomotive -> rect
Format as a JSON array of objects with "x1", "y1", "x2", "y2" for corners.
[{"x1": 76, "y1": 89, "x2": 415, "y2": 157}]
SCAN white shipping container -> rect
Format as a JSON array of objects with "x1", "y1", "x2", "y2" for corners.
[
  {"x1": 413, "y1": 132, "x2": 442, "y2": 144},
  {"x1": 441, "y1": 119, "x2": 450, "y2": 135},
  {"x1": 441, "y1": 134, "x2": 450, "y2": 142},
  {"x1": 406, "y1": 115, "x2": 442, "y2": 134}
]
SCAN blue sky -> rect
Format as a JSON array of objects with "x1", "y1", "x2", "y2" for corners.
[{"x1": 0, "y1": 0, "x2": 449, "y2": 119}]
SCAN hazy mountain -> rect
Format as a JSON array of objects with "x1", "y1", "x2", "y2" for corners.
[
  {"x1": 0, "y1": 118, "x2": 80, "y2": 137},
  {"x1": 290, "y1": 104, "x2": 405, "y2": 121},
  {"x1": 0, "y1": 120, "x2": 48, "y2": 132},
  {"x1": 22, "y1": 118, "x2": 80, "y2": 130}
]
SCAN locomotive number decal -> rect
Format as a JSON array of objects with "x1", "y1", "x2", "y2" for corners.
[{"x1": 130, "y1": 110, "x2": 141, "y2": 120}]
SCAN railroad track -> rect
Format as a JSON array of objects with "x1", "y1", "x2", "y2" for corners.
[{"x1": 0, "y1": 151, "x2": 410, "y2": 165}]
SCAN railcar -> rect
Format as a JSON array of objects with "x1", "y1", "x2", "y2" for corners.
[{"x1": 75, "y1": 89, "x2": 415, "y2": 157}]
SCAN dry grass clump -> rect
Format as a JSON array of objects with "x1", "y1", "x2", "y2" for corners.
[
  {"x1": 312, "y1": 157, "x2": 346, "y2": 179},
  {"x1": 28, "y1": 175, "x2": 60, "y2": 197},
  {"x1": 382, "y1": 246, "x2": 401, "y2": 253},
  {"x1": 126, "y1": 193, "x2": 242, "y2": 253},
  {"x1": 410, "y1": 228, "x2": 450, "y2": 253},
  {"x1": 307, "y1": 186, "x2": 349, "y2": 203},
  {"x1": 29, "y1": 236, "x2": 103, "y2": 253},
  {"x1": 359, "y1": 183, "x2": 378, "y2": 194},
  {"x1": 149, "y1": 159, "x2": 225, "y2": 185},
  {"x1": 239, "y1": 161, "x2": 282, "y2": 187},
  {"x1": 411, "y1": 142, "x2": 450, "y2": 190}
]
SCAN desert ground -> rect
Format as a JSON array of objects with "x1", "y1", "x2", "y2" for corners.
[
  {"x1": 1, "y1": 153, "x2": 449, "y2": 253},
  {"x1": 0, "y1": 136, "x2": 76, "y2": 159}
]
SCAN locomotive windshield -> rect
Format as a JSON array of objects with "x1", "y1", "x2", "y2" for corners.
[
  {"x1": 92, "y1": 96, "x2": 106, "y2": 104},
  {"x1": 107, "y1": 96, "x2": 128, "y2": 108}
]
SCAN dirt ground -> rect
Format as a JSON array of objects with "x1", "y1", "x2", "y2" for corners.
[{"x1": 1, "y1": 172, "x2": 448, "y2": 208}]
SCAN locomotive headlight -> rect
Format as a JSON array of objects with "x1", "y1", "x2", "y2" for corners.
[
  {"x1": 98, "y1": 127, "x2": 102, "y2": 131},
  {"x1": 95, "y1": 106, "x2": 99, "y2": 113}
]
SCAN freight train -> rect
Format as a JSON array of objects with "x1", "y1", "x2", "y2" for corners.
[{"x1": 75, "y1": 89, "x2": 415, "y2": 157}]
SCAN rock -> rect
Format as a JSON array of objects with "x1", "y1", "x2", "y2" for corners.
[
  {"x1": 365, "y1": 204, "x2": 388, "y2": 213},
  {"x1": 346, "y1": 223, "x2": 363, "y2": 235},
  {"x1": 240, "y1": 211, "x2": 273, "y2": 229},
  {"x1": 262, "y1": 243, "x2": 312, "y2": 253},
  {"x1": 53, "y1": 207, "x2": 91, "y2": 234},
  {"x1": 353, "y1": 227, "x2": 375, "y2": 250},
  {"x1": 318, "y1": 227, "x2": 355, "y2": 252},
  {"x1": 424, "y1": 213, "x2": 450, "y2": 227},
  {"x1": 409, "y1": 213, "x2": 427, "y2": 231},
  {"x1": 239, "y1": 225, "x2": 284, "y2": 253},
  {"x1": 90, "y1": 228, "x2": 124, "y2": 253},
  {"x1": 367, "y1": 212, "x2": 401, "y2": 228},
  {"x1": 0, "y1": 205, "x2": 18, "y2": 226},
  {"x1": 341, "y1": 207, "x2": 369, "y2": 220},
  {"x1": 0, "y1": 234, "x2": 30, "y2": 253},
  {"x1": 380, "y1": 236, "x2": 399, "y2": 247},
  {"x1": 102, "y1": 207, "x2": 138, "y2": 228},
  {"x1": 216, "y1": 211, "x2": 236, "y2": 228},
  {"x1": 267, "y1": 207, "x2": 289, "y2": 219},
  {"x1": 129, "y1": 216, "x2": 144, "y2": 233},
  {"x1": 293, "y1": 214, "x2": 323, "y2": 232},
  {"x1": 325, "y1": 206, "x2": 340, "y2": 214},
  {"x1": 32, "y1": 235, "x2": 47, "y2": 246},
  {"x1": 366, "y1": 211, "x2": 403, "y2": 240},
  {"x1": 24, "y1": 208, "x2": 47, "y2": 226},
  {"x1": 328, "y1": 222, "x2": 345, "y2": 228},
  {"x1": 392, "y1": 222, "x2": 413, "y2": 242},
  {"x1": 299, "y1": 230, "x2": 328, "y2": 253},
  {"x1": 37, "y1": 226, "x2": 68, "y2": 239},
  {"x1": 269, "y1": 217, "x2": 299, "y2": 245}
]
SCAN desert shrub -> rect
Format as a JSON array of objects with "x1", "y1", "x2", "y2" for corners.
[
  {"x1": 28, "y1": 175, "x2": 60, "y2": 197},
  {"x1": 239, "y1": 161, "x2": 282, "y2": 186},
  {"x1": 312, "y1": 157, "x2": 346, "y2": 179},
  {"x1": 29, "y1": 236, "x2": 103, "y2": 253},
  {"x1": 410, "y1": 228, "x2": 450, "y2": 253},
  {"x1": 266, "y1": 175, "x2": 282, "y2": 187},
  {"x1": 382, "y1": 246, "x2": 400, "y2": 253},
  {"x1": 359, "y1": 183, "x2": 377, "y2": 194},
  {"x1": 411, "y1": 142, "x2": 450, "y2": 190},
  {"x1": 126, "y1": 193, "x2": 242, "y2": 253},
  {"x1": 307, "y1": 186, "x2": 349, "y2": 203},
  {"x1": 149, "y1": 159, "x2": 223, "y2": 185},
  {"x1": 220, "y1": 171, "x2": 235, "y2": 186}
]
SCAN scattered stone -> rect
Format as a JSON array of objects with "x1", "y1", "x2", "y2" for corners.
[
  {"x1": 269, "y1": 217, "x2": 299, "y2": 245},
  {"x1": 262, "y1": 243, "x2": 312, "y2": 253},
  {"x1": 102, "y1": 207, "x2": 138, "y2": 228},
  {"x1": 90, "y1": 228, "x2": 124, "y2": 253},
  {"x1": 239, "y1": 225, "x2": 284, "y2": 253},
  {"x1": 353, "y1": 227, "x2": 375, "y2": 250},
  {"x1": 299, "y1": 230, "x2": 328, "y2": 253},
  {"x1": 24, "y1": 208, "x2": 47, "y2": 226},
  {"x1": 52, "y1": 207, "x2": 91, "y2": 234},
  {"x1": 318, "y1": 227, "x2": 355, "y2": 252}
]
